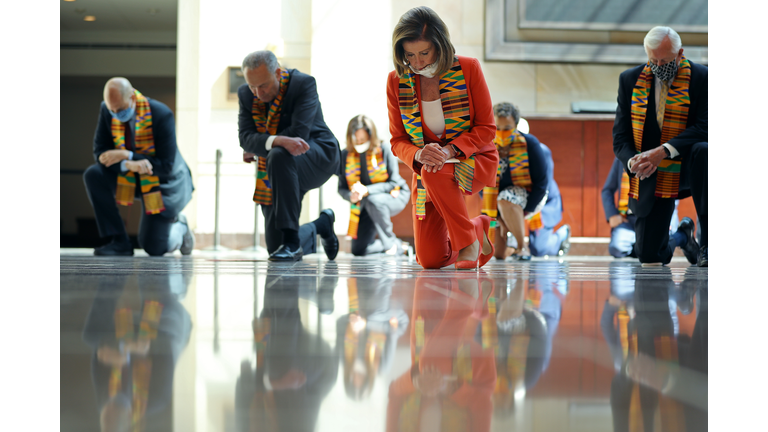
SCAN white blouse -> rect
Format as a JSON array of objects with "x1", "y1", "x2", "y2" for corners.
[{"x1": 420, "y1": 99, "x2": 445, "y2": 139}]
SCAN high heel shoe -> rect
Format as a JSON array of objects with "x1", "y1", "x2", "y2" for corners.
[
  {"x1": 455, "y1": 234, "x2": 480, "y2": 270},
  {"x1": 472, "y1": 277, "x2": 495, "y2": 319},
  {"x1": 455, "y1": 243, "x2": 479, "y2": 270},
  {"x1": 475, "y1": 215, "x2": 495, "y2": 268}
]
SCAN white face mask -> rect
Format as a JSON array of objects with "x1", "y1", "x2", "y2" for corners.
[
  {"x1": 354, "y1": 141, "x2": 371, "y2": 153},
  {"x1": 409, "y1": 62, "x2": 439, "y2": 79}
]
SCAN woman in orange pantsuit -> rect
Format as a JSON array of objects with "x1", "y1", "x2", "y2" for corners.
[
  {"x1": 386, "y1": 6, "x2": 498, "y2": 270},
  {"x1": 386, "y1": 275, "x2": 496, "y2": 432}
]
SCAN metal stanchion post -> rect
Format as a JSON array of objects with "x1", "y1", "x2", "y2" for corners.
[
  {"x1": 205, "y1": 149, "x2": 229, "y2": 252},
  {"x1": 241, "y1": 159, "x2": 267, "y2": 254}
]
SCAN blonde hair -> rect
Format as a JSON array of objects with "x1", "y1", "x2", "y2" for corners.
[
  {"x1": 392, "y1": 6, "x2": 456, "y2": 77},
  {"x1": 345, "y1": 114, "x2": 382, "y2": 153}
]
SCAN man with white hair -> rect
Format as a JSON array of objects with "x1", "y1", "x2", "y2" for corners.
[
  {"x1": 84, "y1": 77, "x2": 195, "y2": 256},
  {"x1": 238, "y1": 50, "x2": 341, "y2": 262},
  {"x1": 612, "y1": 26, "x2": 708, "y2": 267}
]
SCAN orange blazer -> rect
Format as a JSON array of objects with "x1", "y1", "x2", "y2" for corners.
[{"x1": 386, "y1": 55, "x2": 499, "y2": 189}]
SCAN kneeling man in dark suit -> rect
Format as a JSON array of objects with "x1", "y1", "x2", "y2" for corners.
[
  {"x1": 238, "y1": 50, "x2": 341, "y2": 262},
  {"x1": 84, "y1": 77, "x2": 195, "y2": 257},
  {"x1": 613, "y1": 26, "x2": 707, "y2": 267}
]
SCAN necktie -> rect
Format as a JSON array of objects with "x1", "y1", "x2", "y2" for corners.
[
  {"x1": 124, "y1": 120, "x2": 133, "y2": 151},
  {"x1": 657, "y1": 81, "x2": 669, "y2": 129}
]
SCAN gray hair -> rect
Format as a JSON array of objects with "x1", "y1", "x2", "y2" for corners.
[
  {"x1": 493, "y1": 102, "x2": 520, "y2": 125},
  {"x1": 644, "y1": 26, "x2": 682, "y2": 54},
  {"x1": 242, "y1": 50, "x2": 279, "y2": 72},
  {"x1": 104, "y1": 77, "x2": 134, "y2": 101}
]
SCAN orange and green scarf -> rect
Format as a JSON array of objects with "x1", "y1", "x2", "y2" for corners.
[
  {"x1": 345, "y1": 147, "x2": 397, "y2": 238},
  {"x1": 399, "y1": 57, "x2": 475, "y2": 220},
  {"x1": 618, "y1": 171, "x2": 630, "y2": 216},
  {"x1": 629, "y1": 58, "x2": 691, "y2": 200},
  {"x1": 110, "y1": 300, "x2": 164, "y2": 432},
  {"x1": 111, "y1": 90, "x2": 165, "y2": 215},
  {"x1": 481, "y1": 130, "x2": 532, "y2": 239},
  {"x1": 251, "y1": 69, "x2": 291, "y2": 205}
]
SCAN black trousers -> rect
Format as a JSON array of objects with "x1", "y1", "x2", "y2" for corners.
[
  {"x1": 634, "y1": 142, "x2": 707, "y2": 264},
  {"x1": 261, "y1": 145, "x2": 336, "y2": 254},
  {"x1": 83, "y1": 164, "x2": 186, "y2": 256},
  {"x1": 350, "y1": 191, "x2": 408, "y2": 256}
]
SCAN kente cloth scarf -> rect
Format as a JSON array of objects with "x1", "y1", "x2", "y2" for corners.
[
  {"x1": 112, "y1": 90, "x2": 165, "y2": 215},
  {"x1": 345, "y1": 147, "x2": 397, "y2": 238},
  {"x1": 629, "y1": 57, "x2": 691, "y2": 200},
  {"x1": 618, "y1": 171, "x2": 631, "y2": 216},
  {"x1": 398, "y1": 56, "x2": 475, "y2": 220},
  {"x1": 481, "y1": 130, "x2": 532, "y2": 239},
  {"x1": 251, "y1": 69, "x2": 291, "y2": 205},
  {"x1": 621, "y1": 316, "x2": 686, "y2": 431},
  {"x1": 110, "y1": 300, "x2": 164, "y2": 432},
  {"x1": 251, "y1": 318, "x2": 278, "y2": 432}
]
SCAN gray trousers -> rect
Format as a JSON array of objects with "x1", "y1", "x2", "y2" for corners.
[{"x1": 351, "y1": 192, "x2": 408, "y2": 256}]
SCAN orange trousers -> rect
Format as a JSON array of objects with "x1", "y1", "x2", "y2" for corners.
[
  {"x1": 386, "y1": 277, "x2": 495, "y2": 432},
  {"x1": 412, "y1": 165, "x2": 487, "y2": 269}
]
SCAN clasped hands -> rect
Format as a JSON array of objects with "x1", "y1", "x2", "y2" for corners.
[
  {"x1": 629, "y1": 146, "x2": 667, "y2": 181},
  {"x1": 242, "y1": 136, "x2": 310, "y2": 164},
  {"x1": 414, "y1": 365, "x2": 456, "y2": 397},
  {"x1": 415, "y1": 143, "x2": 457, "y2": 174},
  {"x1": 100, "y1": 149, "x2": 153, "y2": 175},
  {"x1": 350, "y1": 182, "x2": 369, "y2": 204}
]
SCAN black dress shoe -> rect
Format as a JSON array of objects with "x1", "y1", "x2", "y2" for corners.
[
  {"x1": 269, "y1": 244, "x2": 303, "y2": 261},
  {"x1": 94, "y1": 240, "x2": 134, "y2": 256},
  {"x1": 697, "y1": 245, "x2": 708, "y2": 267},
  {"x1": 319, "y1": 208, "x2": 339, "y2": 261},
  {"x1": 677, "y1": 217, "x2": 700, "y2": 265}
]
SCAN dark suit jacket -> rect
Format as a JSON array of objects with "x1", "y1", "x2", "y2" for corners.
[
  {"x1": 498, "y1": 132, "x2": 548, "y2": 213},
  {"x1": 538, "y1": 143, "x2": 562, "y2": 228},
  {"x1": 337, "y1": 142, "x2": 410, "y2": 202},
  {"x1": 612, "y1": 61, "x2": 708, "y2": 217},
  {"x1": 93, "y1": 98, "x2": 194, "y2": 218},
  {"x1": 237, "y1": 69, "x2": 340, "y2": 175}
]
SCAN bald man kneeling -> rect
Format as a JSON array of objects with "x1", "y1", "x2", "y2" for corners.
[{"x1": 83, "y1": 77, "x2": 195, "y2": 256}]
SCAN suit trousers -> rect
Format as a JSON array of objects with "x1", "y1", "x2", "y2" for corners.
[
  {"x1": 350, "y1": 191, "x2": 408, "y2": 256},
  {"x1": 83, "y1": 163, "x2": 186, "y2": 256},
  {"x1": 412, "y1": 165, "x2": 485, "y2": 269},
  {"x1": 529, "y1": 225, "x2": 570, "y2": 257},
  {"x1": 633, "y1": 142, "x2": 707, "y2": 263},
  {"x1": 260, "y1": 145, "x2": 335, "y2": 254}
]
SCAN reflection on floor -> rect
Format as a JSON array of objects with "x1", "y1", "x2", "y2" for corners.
[{"x1": 61, "y1": 250, "x2": 707, "y2": 432}]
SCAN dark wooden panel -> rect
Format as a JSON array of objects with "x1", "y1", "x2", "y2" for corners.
[
  {"x1": 597, "y1": 121, "x2": 618, "y2": 238},
  {"x1": 582, "y1": 122, "x2": 599, "y2": 237},
  {"x1": 529, "y1": 119, "x2": 585, "y2": 236}
]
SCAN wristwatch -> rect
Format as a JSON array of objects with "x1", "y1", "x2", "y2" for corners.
[
  {"x1": 662, "y1": 146, "x2": 671, "y2": 158},
  {"x1": 450, "y1": 144, "x2": 461, "y2": 158}
]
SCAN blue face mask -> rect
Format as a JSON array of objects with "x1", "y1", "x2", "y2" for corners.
[{"x1": 110, "y1": 101, "x2": 135, "y2": 123}]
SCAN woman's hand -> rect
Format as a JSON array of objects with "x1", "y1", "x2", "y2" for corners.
[{"x1": 415, "y1": 143, "x2": 447, "y2": 173}]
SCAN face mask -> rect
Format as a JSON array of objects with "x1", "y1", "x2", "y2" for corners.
[
  {"x1": 354, "y1": 141, "x2": 371, "y2": 153},
  {"x1": 111, "y1": 100, "x2": 135, "y2": 123},
  {"x1": 495, "y1": 129, "x2": 514, "y2": 145},
  {"x1": 408, "y1": 61, "x2": 439, "y2": 79},
  {"x1": 649, "y1": 57, "x2": 679, "y2": 82}
]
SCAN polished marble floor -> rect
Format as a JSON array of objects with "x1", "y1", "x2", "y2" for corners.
[{"x1": 60, "y1": 250, "x2": 707, "y2": 432}]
